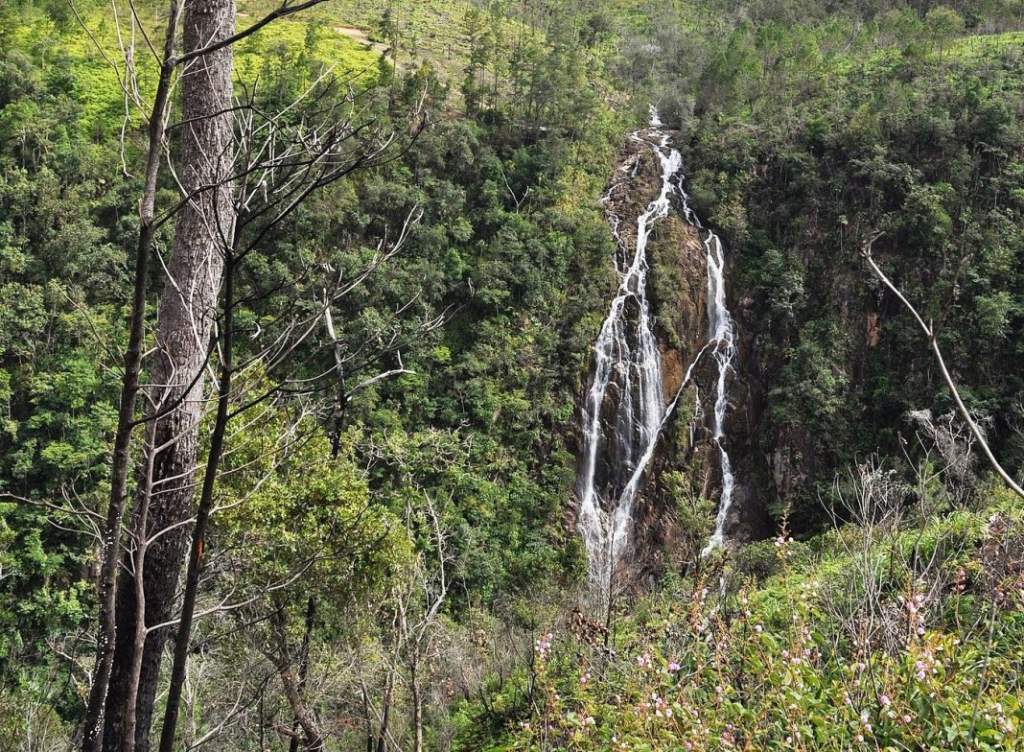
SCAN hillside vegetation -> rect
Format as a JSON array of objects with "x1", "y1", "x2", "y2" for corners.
[
  {"x1": 1, "y1": 0, "x2": 1023, "y2": 750},
  {"x1": 463, "y1": 478, "x2": 1024, "y2": 750}
]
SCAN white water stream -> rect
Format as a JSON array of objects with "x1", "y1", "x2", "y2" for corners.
[
  {"x1": 677, "y1": 149, "x2": 738, "y2": 558},
  {"x1": 575, "y1": 109, "x2": 738, "y2": 590},
  {"x1": 689, "y1": 204, "x2": 737, "y2": 557}
]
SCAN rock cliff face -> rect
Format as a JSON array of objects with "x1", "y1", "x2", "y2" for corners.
[{"x1": 588, "y1": 131, "x2": 772, "y2": 578}]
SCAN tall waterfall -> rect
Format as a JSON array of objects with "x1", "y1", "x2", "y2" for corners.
[
  {"x1": 575, "y1": 111, "x2": 675, "y2": 591},
  {"x1": 575, "y1": 109, "x2": 738, "y2": 589},
  {"x1": 675, "y1": 159, "x2": 738, "y2": 557},
  {"x1": 695, "y1": 217, "x2": 738, "y2": 556}
]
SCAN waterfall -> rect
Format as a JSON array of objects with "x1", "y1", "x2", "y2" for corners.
[
  {"x1": 677, "y1": 172, "x2": 738, "y2": 558},
  {"x1": 575, "y1": 110, "x2": 675, "y2": 591},
  {"x1": 699, "y1": 232, "x2": 737, "y2": 556},
  {"x1": 575, "y1": 109, "x2": 739, "y2": 590}
]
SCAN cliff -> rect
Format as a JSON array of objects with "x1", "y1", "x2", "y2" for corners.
[{"x1": 593, "y1": 130, "x2": 771, "y2": 579}]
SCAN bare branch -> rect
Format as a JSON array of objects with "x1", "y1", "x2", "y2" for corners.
[
  {"x1": 863, "y1": 234, "x2": 1024, "y2": 500},
  {"x1": 172, "y1": 0, "x2": 333, "y2": 67}
]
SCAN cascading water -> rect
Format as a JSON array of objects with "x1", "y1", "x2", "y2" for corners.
[
  {"x1": 575, "y1": 109, "x2": 739, "y2": 590},
  {"x1": 575, "y1": 110, "x2": 676, "y2": 591},
  {"x1": 677, "y1": 168, "x2": 738, "y2": 557},
  {"x1": 698, "y1": 231, "x2": 737, "y2": 556}
]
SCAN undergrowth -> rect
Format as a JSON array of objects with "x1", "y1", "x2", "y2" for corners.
[{"x1": 464, "y1": 485, "x2": 1024, "y2": 751}]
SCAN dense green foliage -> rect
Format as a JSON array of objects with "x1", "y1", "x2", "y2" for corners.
[
  {"x1": 613, "y1": 0, "x2": 1024, "y2": 530},
  {"x1": 2, "y1": 0, "x2": 1024, "y2": 749},
  {"x1": 0, "y1": 0, "x2": 623, "y2": 743},
  {"x1": 469, "y1": 484, "x2": 1024, "y2": 750}
]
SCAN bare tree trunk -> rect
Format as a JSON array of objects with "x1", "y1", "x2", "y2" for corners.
[
  {"x1": 376, "y1": 669, "x2": 395, "y2": 752},
  {"x1": 120, "y1": 430, "x2": 160, "y2": 752},
  {"x1": 863, "y1": 238, "x2": 1024, "y2": 500},
  {"x1": 157, "y1": 250, "x2": 235, "y2": 752},
  {"x1": 278, "y1": 666, "x2": 324, "y2": 752},
  {"x1": 81, "y1": 6, "x2": 182, "y2": 751},
  {"x1": 102, "y1": 0, "x2": 236, "y2": 748},
  {"x1": 360, "y1": 685, "x2": 374, "y2": 752},
  {"x1": 397, "y1": 498, "x2": 449, "y2": 752},
  {"x1": 287, "y1": 596, "x2": 317, "y2": 752},
  {"x1": 410, "y1": 657, "x2": 424, "y2": 752}
]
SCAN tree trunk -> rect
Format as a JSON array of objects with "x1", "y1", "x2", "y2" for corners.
[
  {"x1": 287, "y1": 596, "x2": 317, "y2": 752},
  {"x1": 80, "y1": 5, "x2": 181, "y2": 750},
  {"x1": 376, "y1": 669, "x2": 395, "y2": 752},
  {"x1": 102, "y1": 0, "x2": 236, "y2": 748},
  {"x1": 119, "y1": 434, "x2": 159, "y2": 752},
  {"x1": 271, "y1": 607, "x2": 324, "y2": 752},
  {"x1": 156, "y1": 250, "x2": 235, "y2": 752},
  {"x1": 360, "y1": 685, "x2": 374, "y2": 752},
  {"x1": 410, "y1": 657, "x2": 423, "y2": 752}
]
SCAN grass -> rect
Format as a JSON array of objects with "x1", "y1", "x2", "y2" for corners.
[
  {"x1": 8, "y1": 0, "x2": 384, "y2": 136},
  {"x1": 8, "y1": 0, "x2": 538, "y2": 137},
  {"x1": 234, "y1": 0, "x2": 487, "y2": 83},
  {"x1": 949, "y1": 30, "x2": 1024, "y2": 60},
  {"x1": 319, "y1": 0, "x2": 475, "y2": 74}
]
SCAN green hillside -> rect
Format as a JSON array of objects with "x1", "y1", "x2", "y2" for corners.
[
  {"x1": 1, "y1": 0, "x2": 1023, "y2": 749},
  {"x1": 469, "y1": 485, "x2": 1024, "y2": 750}
]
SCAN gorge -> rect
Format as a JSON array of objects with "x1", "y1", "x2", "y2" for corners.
[{"x1": 5, "y1": 1, "x2": 1024, "y2": 748}]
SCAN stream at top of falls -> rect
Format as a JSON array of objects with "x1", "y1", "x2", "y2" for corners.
[{"x1": 574, "y1": 108, "x2": 737, "y2": 595}]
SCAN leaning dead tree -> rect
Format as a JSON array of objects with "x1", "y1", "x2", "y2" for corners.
[{"x1": 863, "y1": 233, "x2": 1024, "y2": 500}]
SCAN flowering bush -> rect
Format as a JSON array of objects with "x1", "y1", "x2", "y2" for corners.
[{"x1": 484, "y1": 493, "x2": 1024, "y2": 751}]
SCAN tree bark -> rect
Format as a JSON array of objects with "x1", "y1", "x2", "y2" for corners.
[
  {"x1": 80, "y1": 5, "x2": 181, "y2": 750},
  {"x1": 287, "y1": 596, "x2": 317, "y2": 752},
  {"x1": 271, "y1": 607, "x2": 325, "y2": 752},
  {"x1": 376, "y1": 668, "x2": 395, "y2": 752},
  {"x1": 119, "y1": 429, "x2": 160, "y2": 752},
  {"x1": 156, "y1": 250, "x2": 235, "y2": 752},
  {"x1": 102, "y1": 0, "x2": 236, "y2": 748},
  {"x1": 410, "y1": 656, "x2": 423, "y2": 752}
]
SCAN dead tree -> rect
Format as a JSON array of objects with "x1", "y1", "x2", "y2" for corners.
[
  {"x1": 269, "y1": 600, "x2": 326, "y2": 752},
  {"x1": 72, "y1": 2, "x2": 441, "y2": 749},
  {"x1": 100, "y1": 0, "x2": 237, "y2": 748},
  {"x1": 403, "y1": 495, "x2": 450, "y2": 752},
  {"x1": 160, "y1": 93, "x2": 424, "y2": 748},
  {"x1": 360, "y1": 494, "x2": 451, "y2": 752},
  {"x1": 79, "y1": 4, "x2": 183, "y2": 748},
  {"x1": 863, "y1": 234, "x2": 1024, "y2": 500},
  {"x1": 79, "y1": 0, "x2": 359, "y2": 745}
]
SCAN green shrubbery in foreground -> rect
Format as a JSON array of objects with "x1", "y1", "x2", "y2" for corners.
[{"x1": 470, "y1": 484, "x2": 1024, "y2": 750}]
